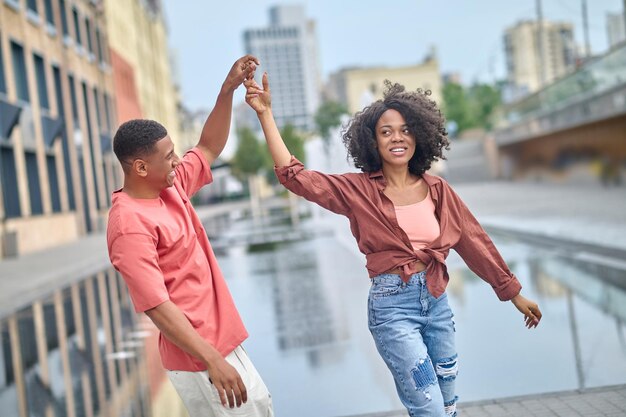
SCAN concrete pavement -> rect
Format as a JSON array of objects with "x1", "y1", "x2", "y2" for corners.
[{"x1": 344, "y1": 384, "x2": 626, "y2": 417}]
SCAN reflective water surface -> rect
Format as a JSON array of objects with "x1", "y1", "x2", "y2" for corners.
[{"x1": 216, "y1": 220, "x2": 626, "y2": 417}]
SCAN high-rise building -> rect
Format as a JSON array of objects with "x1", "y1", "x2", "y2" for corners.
[
  {"x1": 326, "y1": 53, "x2": 442, "y2": 115},
  {"x1": 607, "y1": 12, "x2": 626, "y2": 49},
  {"x1": 0, "y1": 0, "x2": 119, "y2": 257},
  {"x1": 104, "y1": 0, "x2": 182, "y2": 150},
  {"x1": 504, "y1": 20, "x2": 577, "y2": 96},
  {"x1": 243, "y1": 5, "x2": 322, "y2": 131}
]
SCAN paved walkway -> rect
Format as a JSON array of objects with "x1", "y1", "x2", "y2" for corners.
[{"x1": 345, "y1": 384, "x2": 626, "y2": 417}]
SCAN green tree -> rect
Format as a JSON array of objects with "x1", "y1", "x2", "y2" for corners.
[
  {"x1": 314, "y1": 100, "x2": 348, "y2": 147},
  {"x1": 281, "y1": 124, "x2": 306, "y2": 164},
  {"x1": 230, "y1": 127, "x2": 267, "y2": 181},
  {"x1": 443, "y1": 81, "x2": 503, "y2": 135},
  {"x1": 442, "y1": 82, "x2": 474, "y2": 135},
  {"x1": 468, "y1": 83, "x2": 502, "y2": 131}
]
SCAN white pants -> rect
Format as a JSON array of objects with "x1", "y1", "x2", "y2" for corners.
[{"x1": 167, "y1": 346, "x2": 273, "y2": 417}]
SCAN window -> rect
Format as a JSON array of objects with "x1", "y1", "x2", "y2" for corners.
[
  {"x1": 95, "y1": 28, "x2": 104, "y2": 64},
  {"x1": 82, "y1": 82, "x2": 101, "y2": 209},
  {"x1": 25, "y1": 151, "x2": 43, "y2": 215},
  {"x1": 103, "y1": 93, "x2": 113, "y2": 132},
  {"x1": 47, "y1": 154, "x2": 61, "y2": 212},
  {"x1": 26, "y1": 0, "x2": 38, "y2": 14},
  {"x1": 44, "y1": 0, "x2": 55, "y2": 27},
  {"x1": 72, "y1": 8, "x2": 82, "y2": 46},
  {"x1": 10, "y1": 41, "x2": 30, "y2": 103},
  {"x1": 60, "y1": 0, "x2": 69, "y2": 37},
  {"x1": 92, "y1": 87, "x2": 101, "y2": 130},
  {"x1": 68, "y1": 74, "x2": 79, "y2": 126},
  {"x1": 85, "y1": 17, "x2": 94, "y2": 55},
  {"x1": 0, "y1": 36, "x2": 6, "y2": 94},
  {"x1": 53, "y1": 66, "x2": 75, "y2": 210},
  {"x1": 33, "y1": 53, "x2": 49, "y2": 111},
  {"x1": 0, "y1": 145, "x2": 21, "y2": 217}
]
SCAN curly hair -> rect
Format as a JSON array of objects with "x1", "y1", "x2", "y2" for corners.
[
  {"x1": 113, "y1": 119, "x2": 168, "y2": 171},
  {"x1": 342, "y1": 81, "x2": 449, "y2": 176}
]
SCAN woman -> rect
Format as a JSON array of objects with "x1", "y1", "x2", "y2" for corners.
[{"x1": 245, "y1": 73, "x2": 541, "y2": 417}]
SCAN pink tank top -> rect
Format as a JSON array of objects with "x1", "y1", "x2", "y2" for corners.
[{"x1": 394, "y1": 192, "x2": 440, "y2": 252}]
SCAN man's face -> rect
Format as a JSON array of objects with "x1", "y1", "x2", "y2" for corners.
[{"x1": 144, "y1": 135, "x2": 180, "y2": 190}]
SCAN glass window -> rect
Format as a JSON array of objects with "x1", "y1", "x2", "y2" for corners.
[
  {"x1": 95, "y1": 28, "x2": 104, "y2": 64},
  {"x1": 103, "y1": 93, "x2": 113, "y2": 132},
  {"x1": 25, "y1": 150, "x2": 43, "y2": 215},
  {"x1": 82, "y1": 82, "x2": 101, "y2": 209},
  {"x1": 60, "y1": 0, "x2": 69, "y2": 37},
  {"x1": 85, "y1": 18, "x2": 94, "y2": 54},
  {"x1": 33, "y1": 53, "x2": 49, "y2": 110},
  {"x1": 53, "y1": 66, "x2": 75, "y2": 210},
  {"x1": 0, "y1": 146, "x2": 21, "y2": 217},
  {"x1": 26, "y1": 0, "x2": 37, "y2": 13},
  {"x1": 72, "y1": 8, "x2": 82, "y2": 46},
  {"x1": 0, "y1": 36, "x2": 6, "y2": 94},
  {"x1": 44, "y1": 0, "x2": 54, "y2": 27},
  {"x1": 68, "y1": 74, "x2": 79, "y2": 125},
  {"x1": 10, "y1": 41, "x2": 30, "y2": 103},
  {"x1": 47, "y1": 154, "x2": 61, "y2": 212}
]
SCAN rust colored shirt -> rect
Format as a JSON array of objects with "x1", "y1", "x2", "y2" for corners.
[{"x1": 275, "y1": 157, "x2": 521, "y2": 301}]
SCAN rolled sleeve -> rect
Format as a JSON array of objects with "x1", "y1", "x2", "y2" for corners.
[
  {"x1": 274, "y1": 156, "x2": 305, "y2": 184},
  {"x1": 109, "y1": 233, "x2": 170, "y2": 312},
  {"x1": 273, "y1": 156, "x2": 352, "y2": 216}
]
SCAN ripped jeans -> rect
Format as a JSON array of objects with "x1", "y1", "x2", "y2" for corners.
[{"x1": 368, "y1": 271, "x2": 458, "y2": 417}]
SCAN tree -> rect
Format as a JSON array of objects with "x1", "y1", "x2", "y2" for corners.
[
  {"x1": 314, "y1": 100, "x2": 348, "y2": 147},
  {"x1": 281, "y1": 124, "x2": 306, "y2": 164},
  {"x1": 442, "y1": 81, "x2": 503, "y2": 135},
  {"x1": 468, "y1": 83, "x2": 502, "y2": 131},
  {"x1": 442, "y1": 82, "x2": 474, "y2": 135},
  {"x1": 230, "y1": 127, "x2": 267, "y2": 181}
]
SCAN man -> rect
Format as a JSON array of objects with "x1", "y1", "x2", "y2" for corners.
[{"x1": 107, "y1": 55, "x2": 273, "y2": 417}]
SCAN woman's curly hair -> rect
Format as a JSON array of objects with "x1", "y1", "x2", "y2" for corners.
[{"x1": 342, "y1": 81, "x2": 449, "y2": 176}]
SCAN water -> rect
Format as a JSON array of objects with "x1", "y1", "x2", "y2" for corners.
[{"x1": 216, "y1": 222, "x2": 626, "y2": 417}]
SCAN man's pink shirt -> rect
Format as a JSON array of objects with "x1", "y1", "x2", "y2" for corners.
[{"x1": 107, "y1": 148, "x2": 248, "y2": 371}]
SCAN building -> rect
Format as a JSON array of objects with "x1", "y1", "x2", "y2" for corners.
[
  {"x1": 0, "y1": 1, "x2": 154, "y2": 416},
  {"x1": 243, "y1": 4, "x2": 322, "y2": 131},
  {"x1": 326, "y1": 52, "x2": 443, "y2": 115},
  {"x1": 0, "y1": 0, "x2": 119, "y2": 258},
  {"x1": 104, "y1": 0, "x2": 182, "y2": 149},
  {"x1": 504, "y1": 20, "x2": 577, "y2": 96},
  {"x1": 607, "y1": 11, "x2": 626, "y2": 49}
]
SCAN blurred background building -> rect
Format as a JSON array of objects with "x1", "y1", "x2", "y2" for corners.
[
  {"x1": 104, "y1": 0, "x2": 182, "y2": 151},
  {"x1": 503, "y1": 20, "x2": 577, "y2": 100},
  {"x1": 0, "y1": 0, "x2": 184, "y2": 416},
  {"x1": 606, "y1": 11, "x2": 626, "y2": 48},
  {"x1": 243, "y1": 4, "x2": 322, "y2": 131},
  {"x1": 325, "y1": 48, "x2": 442, "y2": 114},
  {"x1": 0, "y1": 0, "x2": 116, "y2": 257}
]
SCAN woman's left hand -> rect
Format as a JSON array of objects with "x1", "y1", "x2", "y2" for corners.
[{"x1": 511, "y1": 293, "x2": 542, "y2": 329}]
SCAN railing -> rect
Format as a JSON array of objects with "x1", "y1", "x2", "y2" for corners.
[{"x1": 496, "y1": 43, "x2": 626, "y2": 144}]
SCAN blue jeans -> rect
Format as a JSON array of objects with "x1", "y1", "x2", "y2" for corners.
[{"x1": 368, "y1": 271, "x2": 458, "y2": 417}]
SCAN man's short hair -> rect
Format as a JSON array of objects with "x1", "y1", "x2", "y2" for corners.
[{"x1": 113, "y1": 119, "x2": 168, "y2": 169}]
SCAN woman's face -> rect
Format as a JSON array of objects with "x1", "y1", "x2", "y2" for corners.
[{"x1": 375, "y1": 109, "x2": 416, "y2": 169}]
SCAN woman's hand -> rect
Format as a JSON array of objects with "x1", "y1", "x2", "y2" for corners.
[
  {"x1": 245, "y1": 72, "x2": 271, "y2": 114},
  {"x1": 511, "y1": 293, "x2": 542, "y2": 329}
]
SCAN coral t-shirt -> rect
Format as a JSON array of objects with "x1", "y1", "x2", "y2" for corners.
[{"x1": 107, "y1": 148, "x2": 248, "y2": 371}]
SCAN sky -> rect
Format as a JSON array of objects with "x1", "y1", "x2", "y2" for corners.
[{"x1": 161, "y1": 0, "x2": 625, "y2": 110}]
